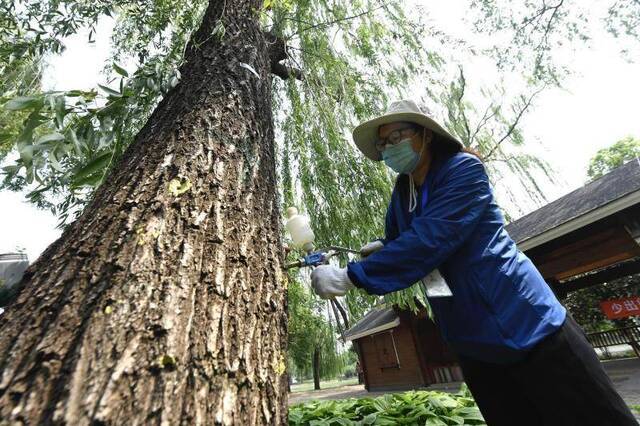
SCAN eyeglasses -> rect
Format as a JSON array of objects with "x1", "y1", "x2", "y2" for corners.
[{"x1": 375, "y1": 125, "x2": 419, "y2": 152}]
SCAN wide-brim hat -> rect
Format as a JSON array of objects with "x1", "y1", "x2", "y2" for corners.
[{"x1": 353, "y1": 99, "x2": 463, "y2": 161}]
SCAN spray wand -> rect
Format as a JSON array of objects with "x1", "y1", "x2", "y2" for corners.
[{"x1": 283, "y1": 207, "x2": 355, "y2": 341}]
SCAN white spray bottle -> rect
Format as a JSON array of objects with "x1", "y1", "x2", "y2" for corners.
[{"x1": 285, "y1": 207, "x2": 315, "y2": 253}]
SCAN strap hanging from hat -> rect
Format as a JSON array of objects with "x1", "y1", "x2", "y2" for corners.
[{"x1": 408, "y1": 174, "x2": 418, "y2": 213}]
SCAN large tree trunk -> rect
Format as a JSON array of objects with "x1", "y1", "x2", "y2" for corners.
[
  {"x1": 0, "y1": 1, "x2": 288, "y2": 424},
  {"x1": 312, "y1": 347, "x2": 321, "y2": 391}
]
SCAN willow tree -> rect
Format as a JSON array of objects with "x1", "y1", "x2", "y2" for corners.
[
  {"x1": 0, "y1": 1, "x2": 291, "y2": 423},
  {"x1": 287, "y1": 279, "x2": 345, "y2": 390},
  {"x1": 0, "y1": 0, "x2": 445, "y2": 421}
]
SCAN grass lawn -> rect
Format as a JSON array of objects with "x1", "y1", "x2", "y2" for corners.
[{"x1": 290, "y1": 377, "x2": 359, "y2": 393}]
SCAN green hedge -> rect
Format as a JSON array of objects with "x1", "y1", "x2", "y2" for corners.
[{"x1": 289, "y1": 385, "x2": 486, "y2": 425}]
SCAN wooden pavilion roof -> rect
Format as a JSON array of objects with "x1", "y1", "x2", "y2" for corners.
[{"x1": 506, "y1": 159, "x2": 640, "y2": 293}]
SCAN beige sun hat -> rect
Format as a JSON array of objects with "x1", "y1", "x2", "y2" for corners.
[{"x1": 353, "y1": 99, "x2": 463, "y2": 161}]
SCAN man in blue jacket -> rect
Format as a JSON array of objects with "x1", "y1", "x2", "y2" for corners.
[{"x1": 311, "y1": 100, "x2": 637, "y2": 425}]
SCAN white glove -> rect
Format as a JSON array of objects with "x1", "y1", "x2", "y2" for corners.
[
  {"x1": 311, "y1": 265, "x2": 354, "y2": 299},
  {"x1": 360, "y1": 240, "x2": 384, "y2": 257}
]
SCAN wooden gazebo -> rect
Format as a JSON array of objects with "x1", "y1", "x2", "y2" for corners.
[{"x1": 505, "y1": 159, "x2": 640, "y2": 297}]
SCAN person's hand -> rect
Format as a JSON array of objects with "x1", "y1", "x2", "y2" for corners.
[
  {"x1": 360, "y1": 240, "x2": 384, "y2": 257},
  {"x1": 311, "y1": 265, "x2": 354, "y2": 299}
]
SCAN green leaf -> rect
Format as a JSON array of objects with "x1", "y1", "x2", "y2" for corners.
[
  {"x1": 425, "y1": 417, "x2": 448, "y2": 426},
  {"x1": 442, "y1": 415, "x2": 465, "y2": 425},
  {"x1": 36, "y1": 132, "x2": 65, "y2": 145},
  {"x1": 71, "y1": 153, "x2": 111, "y2": 187},
  {"x1": 71, "y1": 173, "x2": 103, "y2": 189},
  {"x1": 362, "y1": 413, "x2": 377, "y2": 424},
  {"x1": 49, "y1": 152, "x2": 64, "y2": 172},
  {"x1": 0, "y1": 132, "x2": 13, "y2": 143},
  {"x1": 146, "y1": 78, "x2": 158, "y2": 91},
  {"x1": 98, "y1": 84, "x2": 122, "y2": 97},
  {"x1": 288, "y1": 409, "x2": 304, "y2": 424},
  {"x1": 55, "y1": 96, "x2": 66, "y2": 128},
  {"x1": 2, "y1": 165, "x2": 21, "y2": 175},
  {"x1": 65, "y1": 89, "x2": 88, "y2": 97},
  {"x1": 113, "y1": 63, "x2": 129, "y2": 77},
  {"x1": 371, "y1": 416, "x2": 397, "y2": 425},
  {"x1": 452, "y1": 406, "x2": 484, "y2": 422},
  {"x1": 19, "y1": 145, "x2": 34, "y2": 163},
  {"x1": 4, "y1": 95, "x2": 42, "y2": 111},
  {"x1": 68, "y1": 129, "x2": 84, "y2": 155}
]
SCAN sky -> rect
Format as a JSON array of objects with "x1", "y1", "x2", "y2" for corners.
[
  {"x1": 424, "y1": 0, "x2": 640, "y2": 198},
  {"x1": 1, "y1": 4, "x2": 640, "y2": 262}
]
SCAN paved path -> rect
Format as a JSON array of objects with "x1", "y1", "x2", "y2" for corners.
[
  {"x1": 288, "y1": 382, "x2": 462, "y2": 406},
  {"x1": 289, "y1": 358, "x2": 640, "y2": 421},
  {"x1": 602, "y1": 357, "x2": 640, "y2": 420}
]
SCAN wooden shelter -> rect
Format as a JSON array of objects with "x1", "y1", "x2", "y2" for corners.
[
  {"x1": 505, "y1": 159, "x2": 640, "y2": 297},
  {"x1": 345, "y1": 305, "x2": 462, "y2": 392}
]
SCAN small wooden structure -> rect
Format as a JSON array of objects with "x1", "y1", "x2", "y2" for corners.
[
  {"x1": 345, "y1": 305, "x2": 462, "y2": 392},
  {"x1": 506, "y1": 159, "x2": 640, "y2": 296}
]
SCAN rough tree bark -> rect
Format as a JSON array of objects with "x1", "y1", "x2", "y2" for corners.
[
  {"x1": 0, "y1": 1, "x2": 289, "y2": 424},
  {"x1": 312, "y1": 348, "x2": 321, "y2": 391}
]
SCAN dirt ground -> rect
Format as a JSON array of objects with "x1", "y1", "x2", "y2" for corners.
[{"x1": 288, "y1": 358, "x2": 640, "y2": 421}]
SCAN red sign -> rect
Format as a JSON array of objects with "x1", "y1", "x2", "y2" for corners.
[{"x1": 600, "y1": 296, "x2": 640, "y2": 320}]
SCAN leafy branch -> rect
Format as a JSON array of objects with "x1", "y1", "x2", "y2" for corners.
[{"x1": 484, "y1": 84, "x2": 546, "y2": 161}]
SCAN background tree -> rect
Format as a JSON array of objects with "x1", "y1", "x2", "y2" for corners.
[
  {"x1": 587, "y1": 136, "x2": 640, "y2": 180},
  {"x1": 288, "y1": 279, "x2": 348, "y2": 390},
  {"x1": 1, "y1": 0, "x2": 567, "y2": 229},
  {"x1": 564, "y1": 275, "x2": 640, "y2": 333},
  {"x1": 0, "y1": 55, "x2": 43, "y2": 160},
  {"x1": 438, "y1": 66, "x2": 553, "y2": 218},
  {"x1": 0, "y1": 7, "x2": 45, "y2": 161},
  {"x1": 0, "y1": 1, "x2": 290, "y2": 423}
]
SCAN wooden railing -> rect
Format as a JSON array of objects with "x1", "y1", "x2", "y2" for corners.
[{"x1": 586, "y1": 326, "x2": 640, "y2": 358}]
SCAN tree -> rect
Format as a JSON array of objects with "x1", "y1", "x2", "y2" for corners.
[
  {"x1": 0, "y1": 2, "x2": 289, "y2": 423},
  {"x1": 564, "y1": 275, "x2": 640, "y2": 333},
  {"x1": 3, "y1": 0, "x2": 636, "y2": 420},
  {"x1": 0, "y1": 55, "x2": 43, "y2": 160},
  {"x1": 1, "y1": 1, "x2": 574, "y2": 227},
  {"x1": 587, "y1": 136, "x2": 640, "y2": 180},
  {"x1": 2, "y1": 0, "x2": 444, "y2": 420},
  {"x1": 287, "y1": 279, "x2": 345, "y2": 390},
  {"x1": 470, "y1": 0, "x2": 640, "y2": 82}
]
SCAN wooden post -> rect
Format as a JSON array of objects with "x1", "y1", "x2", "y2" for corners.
[
  {"x1": 356, "y1": 340, "x2": 370, "y2": 391},
  {"x1": 623, "y1": 327, "x2": 640, "y2": 359}
]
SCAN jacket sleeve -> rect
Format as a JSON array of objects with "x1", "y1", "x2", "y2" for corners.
[
  {"x1": 381, "y1": 195, "x2": 400, "y2": 244},
  {"x1": 347, "y1": 154, "x2": 492, "y2": 295}
]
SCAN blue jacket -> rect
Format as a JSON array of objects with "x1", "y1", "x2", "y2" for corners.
[{"x1": 347, "y1": 152, "x2": 566, "y2": 363}]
